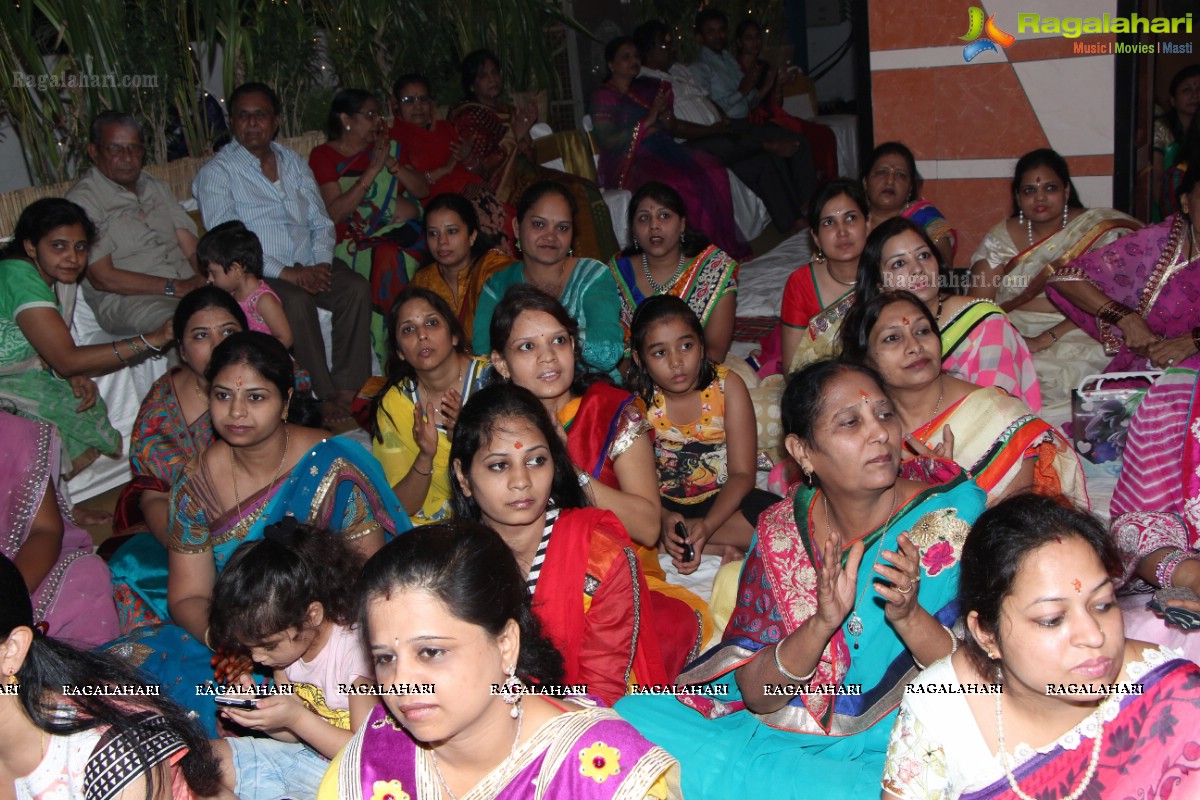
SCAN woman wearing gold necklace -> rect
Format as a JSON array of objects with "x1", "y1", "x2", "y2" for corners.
[
  {"x1": 110, "y1": 332, "x2": 409, "y2": 737},
  {"x1": 472, "y1": 182, "x2": 625, "y2": 377},
  {"x1": 777, "y1": 179, "x2": 870, "y2": 374},
  {"x1": 608, "y1": 181, "x2": 739, "y2": 362},
  {"x1": 883, "y1": 494, "x2": 1200, "y2": 800},
  {"x1": 614, "y1": 360, "x2": 986, "y2": 799},
  {"x1": 968, "y1": 149, "x2": 1140, "y2": 424},
  {"x1": 841, "y1": 291, "x2": 1085, "y2": 509}
]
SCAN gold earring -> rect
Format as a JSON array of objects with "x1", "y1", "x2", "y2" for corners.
[{"x1": 6, "y1": 673, "x2": 17, "y2": 686}]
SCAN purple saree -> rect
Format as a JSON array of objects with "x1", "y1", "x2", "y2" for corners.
[
  {"x1": 589, "y1": 77, "x2": 749, "y2": 260},
  {"x1": 327, "y1": 700, "x2": 679, "y2": 799}
]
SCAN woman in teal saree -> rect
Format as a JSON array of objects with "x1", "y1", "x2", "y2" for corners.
[
  {"x1": 615, "y1": 360, "x2": 986, "y2": 798},
  {"x1": 108, "y1": 333, "x2": 409, "y2": 736}
]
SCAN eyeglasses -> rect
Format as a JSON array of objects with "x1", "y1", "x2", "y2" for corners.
[
  {"x1": 356, "y1": 110, "x2": 380, "y2": 120},
  {"x1": 398, "y1": 95, "x2": 431, "y2": 105},
  {"x1": 101, "y1": 143, "x2": 146, "y2": 159}
]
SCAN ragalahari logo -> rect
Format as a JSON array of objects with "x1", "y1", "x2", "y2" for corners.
[{"x1": 960, "y1": 7, "x2": 1016, "y2": 61}]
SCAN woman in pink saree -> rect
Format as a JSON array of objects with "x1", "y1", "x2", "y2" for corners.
[
  {"x1": 0, "y1": 411, "x2": 118, "y2": 646},
  {"x1": 1050, "y1": 165, "x2": 1200, "y2": 659},
  {"x1": 590, "y1": 37, "x2": 748, "y2": 260}
]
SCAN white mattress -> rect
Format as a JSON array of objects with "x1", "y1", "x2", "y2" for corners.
[{"x1": 737, "y1": 230, "x2": 812, "y2": 318}]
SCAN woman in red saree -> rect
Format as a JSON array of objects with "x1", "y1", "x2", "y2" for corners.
[
  {"x1": 451, "y1": 49, "x2": 618, "y2": 260},
  {"x1": 882, "y1": 494, "x2": 1200, "y2": 800},
  {"x1": 449, "y1": 382, "x2": 669, "y2": 703},
  {"x1": 388, "y1": 73, "x2": 515, "y2": 254},
  {"x1": 488, "y1": 285, "x2": 713, "y2": 675}
]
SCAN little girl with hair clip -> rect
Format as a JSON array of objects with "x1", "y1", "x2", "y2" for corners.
[
  {"x1": 206, "y1": 518, "x2": 376, "y2": 800},
  {"x1": 629, "y1": 295, "x2": 780, "y2": 574}
]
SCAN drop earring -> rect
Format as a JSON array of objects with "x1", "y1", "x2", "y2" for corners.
[
  {"x1": 1018, "y1": 209, "x2": 1025, "y2": 226},
  {"x1": 1062, "y1": 201, "x2": 1069, "y2": 228},
  {"x1": 813, "y1": 247, "x2": 826, "y2": 264},
  {"x1": 500, "y1": 664, "x2": 522, "y2": 718}
]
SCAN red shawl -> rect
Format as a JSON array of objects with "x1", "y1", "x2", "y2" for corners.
[{"x1": 533, "y1": 507, "x2": 669, "y2": 704}]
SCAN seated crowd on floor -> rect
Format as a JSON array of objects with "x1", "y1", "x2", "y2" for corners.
[{"x1": 2, "y1": 14, "x2": 1200, "y2": 800}]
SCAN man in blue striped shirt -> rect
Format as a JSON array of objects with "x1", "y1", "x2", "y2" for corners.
[{"x1": 194, "y1": 82, "x2": 370, "y2": 424}]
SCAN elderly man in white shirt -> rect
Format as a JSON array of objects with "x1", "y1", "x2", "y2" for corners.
[{"x1": 634, "y1": 20, "x2": 807, "y2": 235}]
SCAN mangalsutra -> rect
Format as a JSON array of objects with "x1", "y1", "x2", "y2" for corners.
[
  {"x1": 824, "y1": 485, "x2": 901, "y2": 649},
  {"x1": 642, "y1": 252, "x2": 687, "y2": 294},
  {"x1": 230, "y1": 425, "x2": 290, "y2": 532},
  {"x1": 192, "y1": 375, "x2": 207, "y2": 402}
]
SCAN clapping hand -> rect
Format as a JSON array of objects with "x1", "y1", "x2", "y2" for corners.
[
  {"x1": 876, "y1": 533, "x2": 923, "y2": 623},
  {"x1": 813, "y1": 536, "x2": 863, "y2": 633}
]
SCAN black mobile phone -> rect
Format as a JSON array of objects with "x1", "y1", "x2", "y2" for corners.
[
  {"x1": 213, "y1": 695, "x2": 259, "y2": 709},
  {"x1": 675, "y1": 521, "x2": 696, "y2": 563},
  {"x1": 1148, "y1": 587, "x2": 1200, "y2": 631}
]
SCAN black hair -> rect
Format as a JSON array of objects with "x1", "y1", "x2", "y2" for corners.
[
  {"x1": 862, "y1": 141, "x2": 921, "y2": 204},
  {"x1": 89, "y1": 110, "x2": 142, "y2": 147},
  {"x1": 1011, "y1": 148, "x2": 1085, "y2": 217},
  {"x1": 228, "y1": 81, "x2": 282, "y2": 115},
  {"x1": 489, "y1": 284, "x2": 602, "y2": 396},
  {"x1": 781, "y1": 358, "x2": 884, "y2": 447},
  {"x1": 358, "y1": 520, "x2": 565, "y2": 686},
  {"x1": 425, "y1": 192, "x2": 494, "y2": 258},
  {"x1": 205, "y1": 331, "x2": 319, "y2": 426},
  {"x1": 632, "y1": 20, "x2": 671, "y2": 61},
  {"x1": 1165, "y1": 64, "x2": 1200, "y2": 143},
  {"x1": 603, "y1": 36, "x2": 637, "y2": 78},
  {"x1": 628, "y1": 295, "x2": 716, "y2": 404},
  {"x1": 392, "y1": 73, "x2": 431, "y2": 105},
  {"x1": 854, "y1": 215, "x2": 948, "y2": 307},
  {"x1": 841, "y1": 290, "x2": 940, "y2": 367},
  {"x1": 959, "y1": 494, "x2": 1121, "y2": 680},
  {"x1": 209, "y1": 522, "x2": 365, "y2": 650},
  {"x1": 516, "y1": 179, "x2": 578, "y2": 224},
  {"x1": 460, "y1": 49, "x2": 502, "y2": 101},
  {"x1": 694, "y1": 6, "x2": 728, "y2": 33},
  {"x1": 449, "y1": 382, "x2": 589, "y2": 520},
  {"x1": 172, "y1": 285, "x2": 249, "y2": 344},
  {"x1": 195, "y1": 219, "x2": 264, "y2": 278},
  {"x1": 1, "y1": 198, "x2": 97, "y2": 262},
  {"x1": 734, "y1": 17, "x2": 762, "y2": 41},
  {"x1": 620, "y1": 181, "x2": 710, "y2": 258},
  {"x1": 327, "y1": 88, "x2": 376, "y2": 141},
  {"x1": 808, "y1": 177, "x2": 870, "y2": 234},
  {"x1": 368, "y1": 286, "x2": 471, "y2": 443},
  {"x1": 0, "y1": 554, "x2": 221, "y2": 798}
]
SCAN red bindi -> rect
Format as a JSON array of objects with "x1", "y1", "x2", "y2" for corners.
[
  {"x1": 859, "y1": 390, "x2": 871, "y2": 402},
  {"x1": 513, "y1": 441, "x2": 523, "y2": 449},
  {"x1": 900, "y1": 316, "x2": 910, "y2": 326},
  {"x1": 1072, "y1": 578, "x2": 1082, "y2": 594}
]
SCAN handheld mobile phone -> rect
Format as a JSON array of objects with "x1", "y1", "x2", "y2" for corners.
[
  {"x1": 213, "y1": 695, "x2": 259, "y2": 709},
  {"x1": 674, "y1": 521, "x2": 696, "y2": 563},
  {"x1": 1148, "y1": 587, "x2": 1200, "y2": 631}
]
